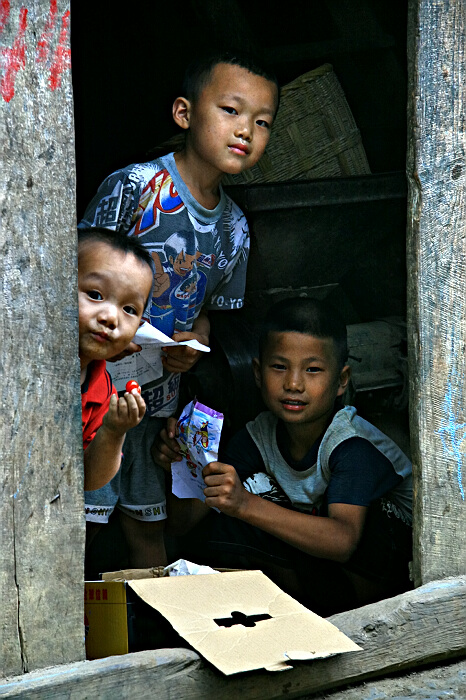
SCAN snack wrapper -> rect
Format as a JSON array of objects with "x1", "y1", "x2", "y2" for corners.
[{"x1": 171, "y1": 400, "x2": 224, "y2": 503}]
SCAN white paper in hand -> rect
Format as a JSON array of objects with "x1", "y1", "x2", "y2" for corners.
[{"x1": 108, "y1": 322, "x2": 210, "y2": 392}]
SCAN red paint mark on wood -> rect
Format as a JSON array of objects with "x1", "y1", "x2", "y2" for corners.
[
  {"x1": 1, "y1": 6, "x2": 27, "y2": 103},
  {"x1": 36, "y1": 0, "x2": 57, "y2": 63},
  {"x1": 49, "y1": 9, "x2": 70, "y2": 91},
  {"x1": 0, "y1": 0, "x2": 10, "y2": 35}
]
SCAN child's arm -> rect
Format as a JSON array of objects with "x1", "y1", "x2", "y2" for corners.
[
  {"x1": 162, "y1": 310, "x2": 210, "y2": 374},
  {"x1": 151, "y1": 417, "x2": 211, "y2": 535},
  {"x1": 202, "y1": 461, "x2": 367, "y2": 563},
  {"x1": 84, "y1": 390, "x2": 146, "y2": 491}
]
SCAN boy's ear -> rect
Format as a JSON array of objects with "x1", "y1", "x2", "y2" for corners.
[
  {"x1": 172, "y1": 97, "x2": 191, "y2": 130},
  {"x1": 337, "y1": 364, "x2": 351, "y2": 397},
  {"x1": 252, "y1": 358, "x2": 262, "y2": 389}
]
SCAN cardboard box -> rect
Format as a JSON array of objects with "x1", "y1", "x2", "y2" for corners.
[{"x1": 85, "y1": 569, "x2": 361, "y2": 675}]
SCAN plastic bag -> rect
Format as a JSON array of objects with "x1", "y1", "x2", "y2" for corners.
[{"x1": 171, "y1": 399, "x2": 224, "y2": 503}]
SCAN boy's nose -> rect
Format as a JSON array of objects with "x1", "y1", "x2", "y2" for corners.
[
  {"x1": 234, "y1": 118, "x2": 252, "y2": 142},
  {"x1": 98, "y1": 304, "x2": 118, "y2": 329},
  {"x1": 284, "y1": 371, "x2": 304, "y2": 391}
]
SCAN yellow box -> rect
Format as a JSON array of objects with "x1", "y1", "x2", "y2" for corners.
[{"x1": 85, "y1": 581, "x2": 131, "y2": 659}]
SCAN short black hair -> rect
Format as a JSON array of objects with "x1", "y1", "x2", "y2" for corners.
[
  {"x1": 78, "y1": 227, "x2": 153, "y2": 273},
  {"x1": 181, "y1": 50, "x2": 280, "y2": 110},
  {"x1": 77, "y1": 227, "x2": 154, "y2": 310},
  {"x1": 259, "y1": 297, "x2": 349, "y2": 369}
]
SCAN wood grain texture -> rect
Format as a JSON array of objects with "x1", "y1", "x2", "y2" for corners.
[
  {"x1": 0, "y1": 0, "x2": 85, "y2": 676},
  {"x1": 406, "y1": 0, "x2": 466, "y2": 585},
  {"x1": 0, "y1": 577, "x2": 464, "y2": 699}
]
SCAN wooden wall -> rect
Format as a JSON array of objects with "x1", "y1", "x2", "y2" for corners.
[
  {"x1": 407, "y1": 0, "x2": 466, "y2": 585},
  {"x1": 0, "y1": 0, "x2": 85, "y2": 676}
]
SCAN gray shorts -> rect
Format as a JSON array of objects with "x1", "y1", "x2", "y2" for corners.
[{"x1": 84, "y1": 414, "x2": 167, "y2": 523}]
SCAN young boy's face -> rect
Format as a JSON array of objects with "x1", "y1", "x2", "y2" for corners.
[
  {"x1": 181, "y1": 63, "x2": 278, "y2": 177},
  {"x1": 78, "y1": 240, "x2": 153, "y2": 366},
  {"x1": 253, "y1": 331, "x2": 350, "y2": 432}
]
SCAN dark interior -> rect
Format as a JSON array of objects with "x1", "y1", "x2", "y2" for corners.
[{"x1": 71, "y1": 0, "x2": 409, "y2": 449}]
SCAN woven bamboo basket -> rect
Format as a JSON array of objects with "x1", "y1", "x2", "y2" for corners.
[{"x1": 222, "y1": 63, "x2": 370, "y2": 185}]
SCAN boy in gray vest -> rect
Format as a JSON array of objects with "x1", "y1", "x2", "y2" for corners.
[{"x1": 154, "y1": 297, "x2": 413, "y2": 615}]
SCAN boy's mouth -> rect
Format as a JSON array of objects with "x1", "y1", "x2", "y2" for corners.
[
  {"x1": 281, "y1": 399, "x2": 307, "y2": 410},
  {"x1": 229, "y1": 143, "x2": 249, "y2": 156},
  {"x1": 91, "y1": 331, "x2": 112, "y2": 343}
]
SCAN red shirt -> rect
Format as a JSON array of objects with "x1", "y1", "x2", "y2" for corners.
[{"x1": 81, "y1": 361, "x2": 117, "y2": 450}]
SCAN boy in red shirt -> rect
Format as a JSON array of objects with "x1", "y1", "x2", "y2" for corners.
[{"x1": 78, "y1": 227, "x2": 153, "y2": 491}]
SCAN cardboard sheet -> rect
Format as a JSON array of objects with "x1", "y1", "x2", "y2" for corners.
[{"x1": 128, "y1": 570, "x2": 361, "y2": 675}]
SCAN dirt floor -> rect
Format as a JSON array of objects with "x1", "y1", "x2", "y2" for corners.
[{"x1": 304, "y1": 659, "x2": 466, "y2": 699}]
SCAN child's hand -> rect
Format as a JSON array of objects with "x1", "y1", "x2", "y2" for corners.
[
  {"x1": 102, "y1": 389, "x2": 146, "y2": 436},
  {"x1": 106, "y1": 341, "x2": 142, "y2": 363},
  {"x1": 202, "y1": 462, "x2": 250, "y2": 517},
  {"x1": 162, "y1": 331, "x2": 209, "y2": 373},
  {"x1": 151, "y1": 416, "x2": 181, "y2": 471}
]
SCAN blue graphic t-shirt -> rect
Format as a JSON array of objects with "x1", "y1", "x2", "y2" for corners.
[{"x1": 79, "y1": 153, "x2": 250, "y2": 416}]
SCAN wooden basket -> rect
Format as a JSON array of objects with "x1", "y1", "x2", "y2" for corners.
[{"x1": 222, "y1": 63, "x2": 370, "y2": 185}]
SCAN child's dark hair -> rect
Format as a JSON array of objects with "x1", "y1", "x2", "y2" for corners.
[
  {"x1": 78, "y1": 227, "x2": 154, "y2": 273},
  {"x1": 259, "y1": 297, "x2": 349, "y2": 369},
  {"x1": 181, "y1": 50, "x2": 280, "y2": 110}
]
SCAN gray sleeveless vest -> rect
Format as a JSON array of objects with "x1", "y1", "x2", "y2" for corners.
[{"x1": 246, "y1": 406, "x2": 412, "y2": 523}]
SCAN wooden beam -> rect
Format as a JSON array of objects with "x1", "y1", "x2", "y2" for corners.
[
  {"x1": 0, "y1": 0, "x2": 85, "y2": 676},
  {"x1": 225, "y1": 172, "x2": 407, "y2": 212},
  {"x1": 407, "y1": 0, "x2": 466, "y2": 585},
  {"x1": 0, "y1": 577, "x2": 464, "y2": 698}
]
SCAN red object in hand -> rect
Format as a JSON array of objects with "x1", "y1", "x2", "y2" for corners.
[{"x1": 126, "y1": 380, "x2": 141, "y2": 394}]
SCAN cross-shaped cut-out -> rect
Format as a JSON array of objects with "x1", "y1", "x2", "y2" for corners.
[{"x1": 214, "y1": 611, "x2": 272, "y2": 628}]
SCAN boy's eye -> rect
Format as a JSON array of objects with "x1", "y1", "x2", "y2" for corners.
[
  {"x1": 124, "y1": 305, "x2": 138, "y2": 316},
  {"x1": 306, "y1": 366, "x2": 322, "y2": 373},
  {"x1": 271, "y1": 363, "x2": 286, "y2": 370},
  {"x1": 87, "y1": 290, "x2": 103, "y2": 301},
  {"x1": 256, "y1": 119, "x2": 271, "y2": 129},
  {"x1": 222, "y1": 106, "x2": 237, "y2": 115}
]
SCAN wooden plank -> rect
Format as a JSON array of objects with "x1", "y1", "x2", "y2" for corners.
[
  {"x1": 0, "y1": 0, "x2": 85, "y2": 676},
  {"x1": 406, "y1": 0, "x2": 466, "y2": 585},
  {"x1": 0, "y1": 577, "x2": 464, "y2": 699},
  {"x1": 225, "y1": 172, "x2": 407, "y2": 212},
  {"x1": 307, "y1": 658, "x2": 466, "y2": 700}
]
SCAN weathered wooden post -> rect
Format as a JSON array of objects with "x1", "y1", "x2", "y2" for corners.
[
  {"x1": 0, "y1": 0, "x2": 85, "y2": 676},
  {"x1": 407, "y1": 0, "x2": 466, "y2": 585}
]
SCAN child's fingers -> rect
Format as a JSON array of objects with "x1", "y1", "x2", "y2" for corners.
[
  {"x1": 155, "y1": 422, "x2": 180, "y2": 452},
  {"x1": 162, "y1": 345, "x2": 201, "y2": 373},
  {"x1": 119, "y1": 392, "x2": 142, "y2": 423},
  {"x1": 130, "y1": 391, "x2": 146, "y2": 419},
  {"x1": 105, "y1": 393, "x2": 119, "y2": 421},
  {"x1": 166, "y1": 416, "x2": 179, "y2": 439},
  {"x1": 151, "y1": 432, "x2": 181, "y2": 470},
  {"x1": 203, "y1": 467, "x2": 247, "y2": 517},
  {"x1": 202, "y1": 461, "x2": 232, "y2": 478},
  {"x1": 156, "y1": 429, "x2": 182, "y2": 460},
  {"x1": 203, "y1": 464, "x2": 239, "y2": 494}
]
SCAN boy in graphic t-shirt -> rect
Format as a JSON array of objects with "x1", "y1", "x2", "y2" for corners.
[{"x1": 79, "y1": 51, "x2": 280, "y2": 571}]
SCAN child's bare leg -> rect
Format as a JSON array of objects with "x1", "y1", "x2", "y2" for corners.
[{"x1": 118, "y1": 511, "x2": 167, "y2": 567}]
